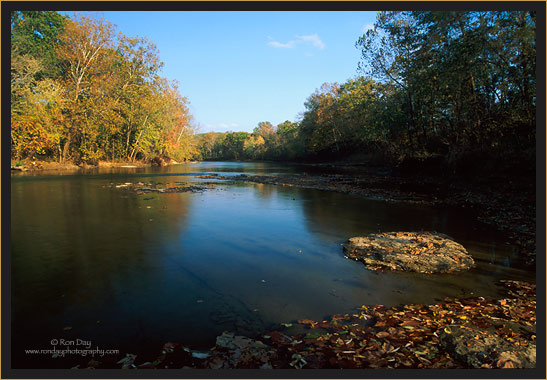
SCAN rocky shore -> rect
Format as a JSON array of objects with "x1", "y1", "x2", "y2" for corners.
[{"x1": 72, "y1": 280, "x2": 536, "y2": 369}]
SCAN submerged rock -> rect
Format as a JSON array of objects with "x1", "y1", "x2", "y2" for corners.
[
  {"x1": 111, "y1": 181, "x2": 209, "y2": 193},
  {"x1": 342, "y1": 231, "x2": 474, "y2": 273}
]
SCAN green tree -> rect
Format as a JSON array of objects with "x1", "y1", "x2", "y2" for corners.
[
  {"x1": 222, "y1": 132, "x2": 250, "y2": 160},
  {"x1": 11, "y1": 11, "x2": 68, "y2": 79},
  {"x1": 10, "y1": 11, "x2": 67, "y2": 161},
  {"x1": 356, "y1": 11, "x2": 536, "y2": 173},
  {"x1": 273, "y1": 120, "x2": 301, "y2": 159},
  {"x1": 299, "y1": 82, "x2": 343, "y2": 157},
  {"x1": 197, "y1": 132, "x2": 221, "y2": 160}
]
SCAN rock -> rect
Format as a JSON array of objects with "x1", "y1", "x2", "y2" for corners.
[
  {"x1": 196, "y1": 174, "x2": 218, "y2": 179},
  {"x1": 210, "y1": 332, "x2": 276, "y2": 368},
  {"x1": 342, "y1": 231, "x2": 474, "y2": 273},
  {"x1": 440, "y1": 324, "x2": 536, "y2": 368},
  {"x1": 215, "y1": 332, "x2": 268, "y2": 351},
  {"x1": 115, "y1": 182, "x2": 132, "y2": 188},
  {"x1": 151, "y1": 156, "x2": 168, "y2": 166},
  {"x1": 113, "y1": 182, "x2": 207, "y2": 193}
]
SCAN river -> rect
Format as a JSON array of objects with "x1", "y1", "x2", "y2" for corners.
[{"x1": 10, "y1": 161, "x2": 535, "y2": 368}]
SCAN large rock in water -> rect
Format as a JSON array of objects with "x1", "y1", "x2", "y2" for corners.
[{"x1": 342, "y1": 232, "x2": 474, "y2": 273}]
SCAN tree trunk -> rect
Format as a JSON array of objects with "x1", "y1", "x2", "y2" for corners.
[
  {"x1": 407, "y1": 92, "x2": 417, "y2": 147},
  {"x1": 331, "y1": 128, "x2": 340, "y2": 152},
  {"x1": 129, "y1": 115, "x2": 148, "y2": 161},
  {"x1": 129, "y1": 129, "x2": 144, "y2": 161},
  {"x1": 125, "y1": 126, "x2": 132, "y2": 157},
  {"x1": 62, "y1": 139, "x2": 70, "y2": 163}
]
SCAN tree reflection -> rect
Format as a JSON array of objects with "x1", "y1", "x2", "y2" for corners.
[
  {"x1": 252, "y1": 182, "x2": 276, "y2": 200},
  {"x1": 11, "y1": 177, "x2": 194, "y2": 367},
  {"x1": 298, "y1": 188, "x2": 452, "y2": 245}
]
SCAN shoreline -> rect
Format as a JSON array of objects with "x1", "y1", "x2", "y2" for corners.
[
  {"x1": 10, "y1": 159, "x2": 180, "y2": 172},
  {"x1": 68, "y1": 280, "x2": 536, "y2": 369}
]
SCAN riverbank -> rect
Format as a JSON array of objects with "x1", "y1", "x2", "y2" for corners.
[
  {"x1": 10, "y1": 158, "x2": 179, "y2": 172},
  {"x1": 71, "y1": 279, "x2": 536, "y2": 369}
]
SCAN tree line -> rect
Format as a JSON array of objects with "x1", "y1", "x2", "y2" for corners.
[
  {"x1": 12, "y1": 11, "x2": 536, "y2": 176},
  {"x1": 11, "y1": 11, "x2": 196, "y2": 165},
  {"x1": 195, "y1": 11, "x2": 536, "y2": 177}
]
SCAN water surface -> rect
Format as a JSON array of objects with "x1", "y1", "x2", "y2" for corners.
[{"x1": 10, "y1": 162, "x2": 534, "y2": 368}]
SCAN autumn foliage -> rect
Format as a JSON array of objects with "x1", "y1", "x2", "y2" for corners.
[{"x1": 11, "y1": 11, "x2": 196, "y2": 164}]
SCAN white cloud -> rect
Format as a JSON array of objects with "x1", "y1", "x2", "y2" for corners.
[
  {"x1": 230, "y1": 123, "x2": 240, "y2": 127},
  {"x1": 296, "y1": 34, "x2": 325, "y2": 50},
  {"x1": 267, "y1": 34, "x2": 325, "y2": 50},
  {"x1": 268, "y1": 40, "x2": 296, "y2": 49}
]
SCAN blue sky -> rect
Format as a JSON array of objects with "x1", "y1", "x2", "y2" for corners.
[{"x1": 64, "y1": 11, "x2": 377, "y2": 133}]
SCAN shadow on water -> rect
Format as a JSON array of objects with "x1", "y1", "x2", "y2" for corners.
[{"x1": 10, "y1": 162, "x2": 535, "y2": 368}]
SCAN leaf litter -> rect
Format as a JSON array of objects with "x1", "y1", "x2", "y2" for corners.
[{"x1": 73, "y1": 280, "x2": 534, "y2": 369}]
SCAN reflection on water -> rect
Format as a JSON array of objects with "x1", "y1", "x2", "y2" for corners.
[{"x1": 10, "y1": 162, "x2": 535, "y2": 368}]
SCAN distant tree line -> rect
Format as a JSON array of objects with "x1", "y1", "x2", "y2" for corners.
[
  {"x1": 194, "y1": 120, "x2": 302, "y2": 161},
  {"x1": 196, "y1": 11, "x2": 536, "y2": 176},
  {"x1": 11, "y1": 11, "x2": 196, "y2": 164}
]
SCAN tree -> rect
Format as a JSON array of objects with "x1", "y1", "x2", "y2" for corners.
[
  {"x1": 335, "y1": 77, "x2": 381, "y2": 154},
  {"x1": 113, "y1": 34, "x2": 164, "y2": 159},
  {"x1": 356, "y1": 11, "x2": 536, "y2": 173},
  {"x1": 243, "y1": 134, "x2": 266, "y2": 159},
  {"x1": 273, "y1": 120, "x2": 301, "y2": 159},
  {"x1": 56, "y1": 13, "x2": 116, "y2": 162},
  {"x1": 10, "y1": 11, "x2": 197, "y2": 165},
  {"x1": 253, "y1": 121, "x2": 275, "y2": 137},
  {"x1": 298, "y1": 82, "x2": 341, "y2": 157},
  {"x1": 10, "y1": 11, "x2": 67, "y2": 161},
  {"x1": 195, "y1": 132, "x2": 219, "y2": 159},
  {"x1": 10, "y1": 11, "x2": 68, "y2": 79},
  {"x1": 222, "y1": 132, "x2": 249, "y2": 160}
]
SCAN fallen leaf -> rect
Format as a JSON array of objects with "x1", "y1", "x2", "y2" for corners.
[{"x1": 376, "y1": 331, "x2": 389, "y2": 339}]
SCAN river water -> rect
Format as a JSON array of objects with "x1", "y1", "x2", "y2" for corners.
[{"x1": 10, "y1": 162, "x2": 535, "y2": 368}]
